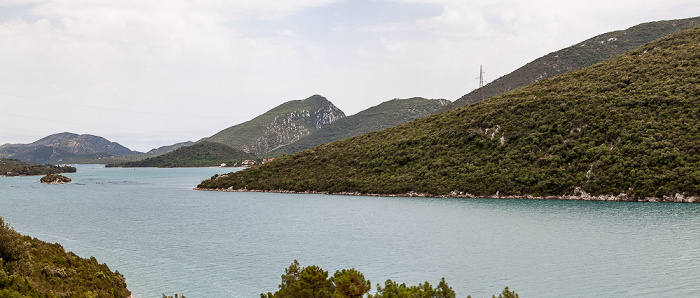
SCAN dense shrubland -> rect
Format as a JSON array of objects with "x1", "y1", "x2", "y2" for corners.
[
  {"x1": 0, "y1": 217, "x2": 131, "y2": 297},
  {"x1": 198, "y1": 27, "x2": 700, "y2": 201}
]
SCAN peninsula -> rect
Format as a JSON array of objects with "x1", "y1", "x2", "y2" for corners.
[{"x1": 197, "y1": 27, "x2": 700, "y2": 203}]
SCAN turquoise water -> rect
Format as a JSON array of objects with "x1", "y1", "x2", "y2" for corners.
[{"x1": 1, "y1": 165, "x2": 699, "y2": 297}]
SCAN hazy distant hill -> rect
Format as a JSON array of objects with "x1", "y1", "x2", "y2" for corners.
[
  {"x1": 206, "y1": 95, "x2": 345, "y2": 156},
  {"x1": 146, "y1": 141, "x2": 195, "y2": 155},
  {"x1": 0, "y1": 132, "x2": 140, "y2": 164},
  {"x1": 107, "y1": 141, "x2": 254, "y2": 168},
  {"x1": 198, "y1": 26, "x2": 700, "y2": 202},
  {"x1": 438, "y1": 16, "x2": 700, "y2": 113},
  {"x1": 269, "y1": 97, "x2": 450, "y2": 156}
]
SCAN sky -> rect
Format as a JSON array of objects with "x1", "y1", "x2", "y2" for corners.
[{"x1": 0, "y1": 0, "x2": 698, "y2": 152}]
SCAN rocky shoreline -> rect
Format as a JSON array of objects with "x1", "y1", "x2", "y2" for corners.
[{"x1": 194, "y1": 186, "x2": 700, "y2": 203}]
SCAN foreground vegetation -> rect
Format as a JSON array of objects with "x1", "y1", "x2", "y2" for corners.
[
  {"x1": 0, "y1": 217, "x2": 130, "y2": 297},
  {"x1": 0, "y1": 159, "x2": 76, "y2": 176},
  {"x1": 199, "y1": 27, "x2": 700, "y2": 202},
  {"x1": 263, "y1": 260, "x2": 518, "y2": 298},
  {"x1": 106, "y1": 141, "x2": 255, "y2": 168}
]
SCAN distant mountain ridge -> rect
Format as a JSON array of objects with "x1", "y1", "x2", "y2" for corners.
[
  {"x1": 206, "y1": 95, "x2": 346, "y2": 156},
  {"x1": 0, "y1": 132, "x2": 139, "y2": 164},
  {"x1": 269, "y1": 97, "x2": 450, "y2": 156},
  {"x1": 438, "y1": 16, "x2": 700, "y2": 112}
]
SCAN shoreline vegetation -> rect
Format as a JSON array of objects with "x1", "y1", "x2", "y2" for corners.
[{"x1": 194, "y1": 187, "x2": 700, "y2": 203}]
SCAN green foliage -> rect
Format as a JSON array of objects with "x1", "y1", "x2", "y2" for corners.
[
  {"x1": 0, "y1": 217, "x2": 130, "y2": 297},
  {"x1": 264, "y1": 261, "x2": 514, "y2": 297},
  {"x1": 492, "y1": 287, "x2": 519, "y2": 298},
  {"x1": 107, "y1": 141, "x2": 255, "y2": 168},
  {"x1": 264, "y1": 260, "x2": 335, "y2": 298},
  {"x1": 368, "y1": 278, "x2": 456, "y2": 298},
  {"x1": 368, "y1": 277, "x2": 456, "y2": 298},
  {"x1": 207, "y1": 95, "x2": 346, "y2": 156},
  {"x1": 0, "y1": 218, "x2": 24, "y2": 263},
  {"x1": 332, "y1": 268, "x2": 371, "y2": 298},
  {"x1": 199, "y1": 27, "x2": 700, "y2": 201},
  {"x1": 269, "y1": 98, "x2": 450, "y2": 156},
  {"x1": 441, "y1": 16, "x2": 700, "y2": 112},
  {"x1": 0, "y1": 159, "x2": 76, "y2": 176}
]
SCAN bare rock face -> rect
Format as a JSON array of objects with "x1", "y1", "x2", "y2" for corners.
[
  {"x1": 40, "y1": 174, "x2": 72, "y2": 184},
  {"x1": 206, "y1": 95, "x2": 346, "y2": 156}
]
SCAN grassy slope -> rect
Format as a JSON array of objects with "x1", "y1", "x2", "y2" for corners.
[
  {"x1": 0, "y1": 218, "x2": 130, "y2": 297},
  {"x1": 198, "y1": 27, "x2": 700, "y2": 202},
  {"x1": 268, "y1": 97, "x2": 450, "y2": 156},
  {"x1": 438, "y1": 16, "x2": 700, "y2": 113},
  {"x1": 206, "y1": 95, "x2": 345, "y2": 156},
  {"x1": 106, "y1": 141, "x2": 255, "y2": 168}
]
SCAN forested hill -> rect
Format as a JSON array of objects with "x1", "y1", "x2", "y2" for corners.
[
  {"x1": 106, "y1": 141, "x2": 254, "y2": 168},
  {"x1": 268, "y1": 97, "x2": 450, "y2": 156},
  {"x1": 206, "y1": 95, "x2": 346, "y2": 156},
  {"x1": 437, "y1": 16, "x2": 700, "y2": 113},
  {"x1": 198, "y1": 27, "x2": 700, "y2": 203}
]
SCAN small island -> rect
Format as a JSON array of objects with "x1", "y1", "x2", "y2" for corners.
[
  {"x1": 1, "y1": 158, "x2": 76, "y2": 176},
  {"x1": 40, "y1": 173, "x2": 72, "y2": 184}
]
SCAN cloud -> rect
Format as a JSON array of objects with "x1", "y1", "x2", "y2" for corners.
[{"x1": 0, "y1": 0, "x2": 698, "y2": 150}]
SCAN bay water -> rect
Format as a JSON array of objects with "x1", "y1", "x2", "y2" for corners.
[{"x1": 1, "y1": 165, "x2": 699, "y2": 297}]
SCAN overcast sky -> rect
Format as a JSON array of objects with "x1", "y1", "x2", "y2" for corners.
[{"x1": 1, "y1": 0, "x2": 698, "y2": 152}]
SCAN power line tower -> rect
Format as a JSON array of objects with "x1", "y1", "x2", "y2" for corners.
[{"x1": 478, "y1": 65, "x2": 485, "y2": 102}]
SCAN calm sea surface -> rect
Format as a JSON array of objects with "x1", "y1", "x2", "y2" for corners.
[{"x1": 1, "y1": 165, "x2": 699, "y2": 297}]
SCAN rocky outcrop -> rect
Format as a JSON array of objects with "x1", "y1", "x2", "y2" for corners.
[
  {"x1": 40, "y1": 174, "x2": 72, "y2": 184},
  {"x1": 207, "y1": 95, "x2": 346, "y2": 156}
]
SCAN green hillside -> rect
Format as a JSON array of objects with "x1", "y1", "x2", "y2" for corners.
[
  {"x1": 198, "y1": 27, "x2": 700, "y2": 202},
  {"x1": 206, "y1": 95, "x2": 346, "y2": 156},
  {"x1": 1, "y1": 159, "x2": 76, "y2": 176},
  {"x1": 0, "y1": 217, "x2": 131, "y2": 297},
  {"x1": 106, "y1": 141, "x2": 254, "y2": 168},
  {"x1": 268, "y1": 97, "x2": 450, "y2": 156},
  {"x1": 438, "y1": 16, "x2": 700, "y2": 113}
]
